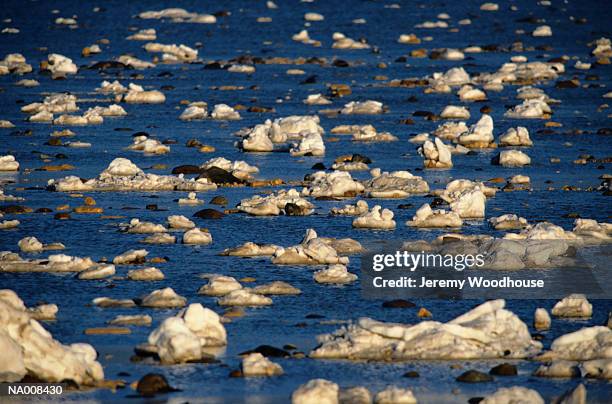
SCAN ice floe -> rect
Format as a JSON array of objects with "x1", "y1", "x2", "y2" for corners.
[
  {"x1": 314, "y1": 264, "x2": 358, "y2": 284},
  {"x1": 272, "y1": 229, "x2": 349, "y2": 265},
  {"x1": 310, "y1": 299, "x2": 541, "y2": 360},
  {"x1": 0, "y1": 290, "x2": 104, "y2": 384},
  {"x1": 49, "y1": 158, "x2": 217, "y2": 192},
  {"x1": 241, "y1": 353, "x2": 283, "y2": 377},
  {"x1": 143, "y1": 303, "x2": 226, "y2": 364},
  {"x1": 352, "y1": 205, "x2": 396, "y2": 229},
  {"x1": 406, "y1": 204, "x2": 463, "y2": 228}
]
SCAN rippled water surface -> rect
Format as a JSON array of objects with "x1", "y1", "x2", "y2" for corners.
[{"x1": 0, "y1": 0, "x2": 611, "y2": 402}]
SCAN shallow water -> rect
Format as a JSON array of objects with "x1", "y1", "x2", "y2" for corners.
[{"x1": 0, "y1": 0, "x2": 611, "y2": 402}]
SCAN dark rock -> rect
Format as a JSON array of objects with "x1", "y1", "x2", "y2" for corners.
[
  {"x1": 397, "y1": 204, "x2": 413, "y2": 209},
  {"x1": 198, "y1": 167, "x2": 244, "y2": 185},
  {"x1": 328, "y1": 83, "x2": 351, "y2": 97},
  {"x1": 203, "y1": 62, "x2": 223, "y2": 70},
  {"x1": 430, "y1": 197, "x2": 447, "y2": 208},
  {"x1": 351, "y1": 154, "x2": 372, "y2": 164},
  {"x1": 209, "y1": 196, "x2": 228, "y2": 206},
  {"x1": 333, "y1": 59, "x2": 349, "y2": 67},
  {"x1": 136, "y1": 373, "x2": 178, "y2": 396},
  {"x1": 229, "y1": 369, "x2": 243, "y2": 377},
  {"x1": 382, "y1": 299, "x2": 415, "y2": 308},
  {"x1": 300, "y1": 75, "x2": 317, "y2": 84},
  {"x1": 403, "y1": 371, "x2": 420, "y2": 378},
  {"x1": 0, "y1": 205, "x2": 30, "y2": 214},
  {"x1": 54, "y1": 213, "x2": 70, "y2": 220},
  {"x1": 36, "y1": 207, "x2": 53, "y2": 213},
  {"x1": 311, "y1": 162, "x2": 326, "y2": 170},
  {"x1": 248, "y1": 106, "x2": 275, "y2": 113},
  {"x1": 489, "y1": 363, "x2": 517, "y2": 376},
  {"x1": 480, "y1": 106, "x2": 491, "y2": 114},
  {"x1": 556, "y1": 80, "x2": 580, "y2": 89},
  {"x1": 563, "y1": 212, "x2": 580, "y2": 219},
  {"x1": 456, "y1": 370, "x2": 494, "y2": 383},
  {"x1": 597, "y1": 128, "x2": 612, "y2": 135},
  {"x1": 283, "y1": 344, "x2": 297, "y2": 350},
  {"x1": 46, "y1": 138, "x2": 62, "y2": 146},
  {"x1": 468, "y1": 398, "x2": 484, "y2": 404},
  {"x1": 193, "y1": 208, "x2": 225, "y2": 219},
  {"x1": 88, "y1": 61, "x2": 129, "y2": 70},
  {"x1": 284, "y1": 203, "x2": 308, "y2": 216},
  {"x1": 315, "y1": 196, "x2": 341, "y2": 201},
  {"x1": 146, "y1": 204, "x2": 158, "y2": 211},
  {"x1": 305, "y1": 313, "x2": 325, "y2": 319},
  {"x1": 172, "y1": 164, "x2": 202, "y2": 175},
  {"x1": 239, "y1": 345, "x2": 290, "y2": 358},
  {"x1": 186, "y1": 139, "x2": 204, "y2": 148}
]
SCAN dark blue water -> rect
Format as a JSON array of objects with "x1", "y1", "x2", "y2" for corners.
[{"x1": 0, "y1": 0, "x2": 611, "y2": 402}]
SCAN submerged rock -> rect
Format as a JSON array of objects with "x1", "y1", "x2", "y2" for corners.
[{"x1": 136, "y1": 373, "x2": 178, "y2": 396}]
